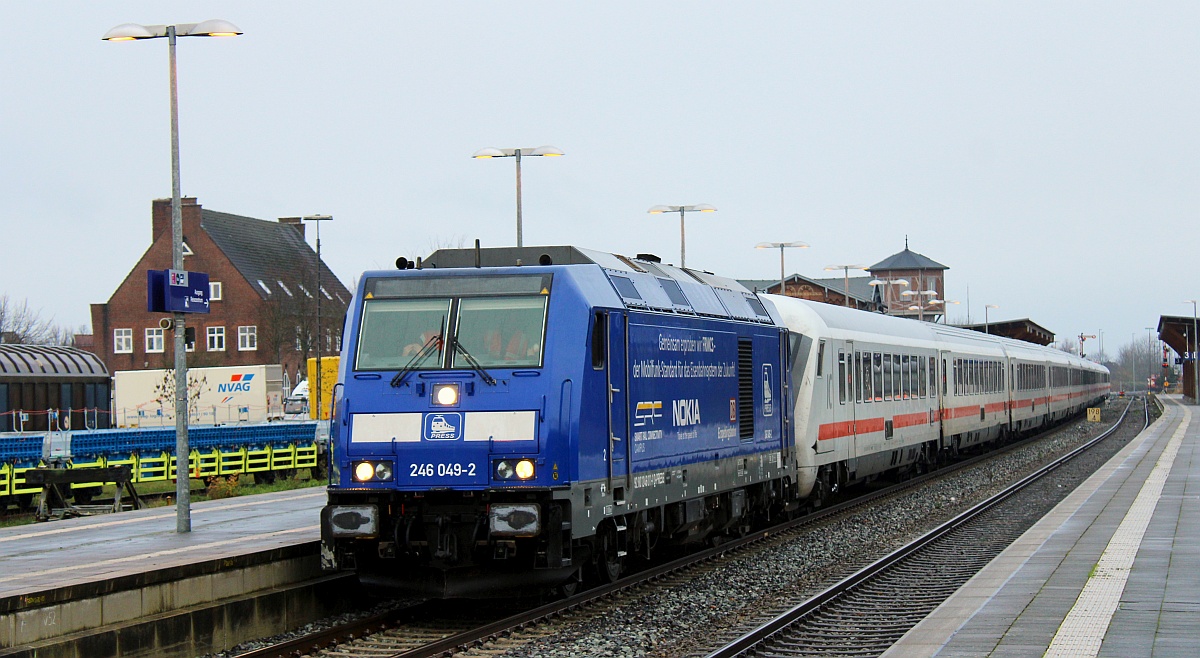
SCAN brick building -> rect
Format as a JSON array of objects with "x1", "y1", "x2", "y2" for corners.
[
  {"x1": 90, "y1": 198, "x2": 351, "y2": 383},
  {"x1": 867, "y1": 243, "x2": 948, "y2": 321}
]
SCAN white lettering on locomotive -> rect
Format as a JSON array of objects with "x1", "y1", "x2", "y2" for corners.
[{"x1": 672, "y1": 399, "x2": 701, "y2": 426}]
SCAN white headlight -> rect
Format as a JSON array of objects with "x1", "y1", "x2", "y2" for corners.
[
  {"x1": 434, "y1": 383, "x2": 460, "y2": 406},
  {"x1": 374, "y1": 462, "x2": 392, "y2": 480},
  {"x1": 515, "y1": 459, "x2": 535, "y2": 480},
  {"x1": 354, "y1": 462, "x2": 376, "y2": 482}
]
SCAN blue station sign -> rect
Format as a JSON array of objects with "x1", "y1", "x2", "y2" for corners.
[{"x1": 147, "y1": 269, "x2": 210, "y2": 314}]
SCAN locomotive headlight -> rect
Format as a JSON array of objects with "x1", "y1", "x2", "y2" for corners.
[
  {"x1": 515, "y1": 459, "x2": 535, "y2": 480},
  {"x1": 354, "y1": 461, "x2": 376, "y2": 482},
  {"x1": 432, "y1": 383, "x2": 460, "y2": 406},
  {"x1": 351, "y1": 460, "x2": 394, "y2": 482},
  {"x1": 495, "y1": 460, "x2": 515, "y2": 479}
]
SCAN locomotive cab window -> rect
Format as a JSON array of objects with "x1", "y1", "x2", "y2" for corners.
[
  {"x1": 356, "y1": 298, "x2": 450, "y2": 371},
  {"x1": 454, "y1": 296, "x2": 547, "y2": 368},
  {"x1": 355, "y1": 274, "x2": 552, "y2": 372}
]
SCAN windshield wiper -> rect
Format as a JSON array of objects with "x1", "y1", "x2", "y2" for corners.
[
  {"x1": 452, "y1": 338, "x2": 497, "y2": 386},
  {"x1": 390, "y1": 333, "x2": 443, "y2": 388}
]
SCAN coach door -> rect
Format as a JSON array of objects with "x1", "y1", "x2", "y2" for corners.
[
  {"x1": 937, "y1": 350, "x2": 952, "y2": 450},
  {"x1": 606, "y1": 311, "x2": 631, "y2": 505},
  {"x1": 833, "y1": 342, "x2": 856, "y2": 457}
]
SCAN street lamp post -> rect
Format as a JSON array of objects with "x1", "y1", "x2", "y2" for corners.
[
  {"x1": 868, "y1": 278, "x2": 909, "y2": 314},
  {"x1": 984, "y1": 304, "x2": 999, "y2": 334},
  {"x1": 648, "y1": 204, "x2": 716, "y2": 269},
  {"x1": 1147, "y1": 327, "x2": 1157, "y2": 391},
  {"x1": 104, "y1": 19, "x2": 241, "y2": 534},
  {"x1": 1187, "y1": 301, "x2": 1199, "y2": 403},
  {"x1": 903, "y1": 288, "x2": 941, "y2": 321},
  {"x1": 754, "y1": 241, "x2": 809, "y2": 295},
  {"x1": 824, "y1": 264, "x2": 865, "y2": 307},
  {"x1": 472, "y1": 146, "x2": 563, "y2": 247},
  {"x1": 304, "y1": 215, "x2": 333, "y2": 420}
]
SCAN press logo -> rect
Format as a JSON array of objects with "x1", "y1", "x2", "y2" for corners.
[{"x1": 424, "y1": 413, "x2": 462, "y2": 440}]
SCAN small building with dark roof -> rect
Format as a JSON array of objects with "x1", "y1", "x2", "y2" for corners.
[
  {"x1": 90, "y1": 198, "x2": 350, "y2": 382},
  {"x1": 738, "y1": 274, "x2": 878, "y2": 310},
  {"x1": 868, "y1": 241, "x2": 949, "y2": 321},
  {"x1": 0, "y1": 344, "x2": 111, "y2": 432}
]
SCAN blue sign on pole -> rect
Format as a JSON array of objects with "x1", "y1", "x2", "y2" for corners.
[{"x1": 147, "y1": 269, "x2": 210, "y2": 314}]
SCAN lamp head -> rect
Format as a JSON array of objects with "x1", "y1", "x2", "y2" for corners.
[{"x1": 472, "y1": 147, "x2": 506, "y2": 159}]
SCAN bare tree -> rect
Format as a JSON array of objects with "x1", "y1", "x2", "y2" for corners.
[{"x1": 0, "y1": 295, "x2": 73, "y2": 345}]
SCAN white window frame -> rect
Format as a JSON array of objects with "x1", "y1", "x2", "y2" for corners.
[
  {"x1": 207, "y1": 326, "x2": 226, "y2": 352},
  {"x1": 145, "y1": 328, "x2": 165, "y2": 353},
  {"x1": 238, "y1": 325, "x2": 258, "y2": 351},
  {"x1": 114, "y1": 328, "x2": 133, "y2": 354},
  {"x1": 209, "y1": 281, "x2": 223, "y2": 301}
]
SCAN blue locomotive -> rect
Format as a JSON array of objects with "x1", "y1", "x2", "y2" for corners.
[{"x1": 320, "y1": 246, "x2": 793, "y2": 596}]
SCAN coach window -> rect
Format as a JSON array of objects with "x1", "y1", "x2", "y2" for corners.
[
  {"x1": 854, "y1": 352, "x2": 863, "y2": 402},
  {"x1": 918, "y1": 357, "x2": 927, "y2": 398},
  {"x1": 816, "y1": 341, "x2": 826, "y2": 378},
  {"x1": 878, "y1": 353, "x2": 888, "y2": 398},
  {"x1": 864, "y1": 353, "x2": 873, "y2": 398},
  {"x1": 880, "y1": 353, "x2": 892, "y2": 400},
  {"x1": 114, "y1": 328, "x2": 133, "y2": 354},
  {"x1": 838, "y1": 352, "x2": 847, "y2": 404}
]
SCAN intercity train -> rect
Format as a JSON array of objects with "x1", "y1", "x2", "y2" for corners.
[{"x1": 319, "y1": 246, "x2": 1109, "y2": 597}]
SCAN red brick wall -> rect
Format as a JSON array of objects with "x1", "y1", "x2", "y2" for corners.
[{"x1": 91, "y1": 198, "x2": 339, "y2": 381}]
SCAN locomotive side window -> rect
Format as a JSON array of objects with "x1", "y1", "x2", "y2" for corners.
[
  {"x1": 454, "y1": 296, "x2": 548, "y2": 368},
  {"x1": 356, "y1": 298, "x2": 450, "y2": 371},
  {"x1": 816, "y1": 341, "x2": 826, "y2": 377},
  {"x1": 592, "y1": 311, "x2": 607, "y2": 370}
]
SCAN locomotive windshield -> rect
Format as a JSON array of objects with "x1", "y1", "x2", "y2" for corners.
[
  {"x1": 454, "y1": 297, "x2": 546, "y2": 368},
  {"x1": 354, "y1": 274, "x2": 551, "y2": 372},
  {"x1": 355, "y1": 298, "x2": 450, "y2": 371}
]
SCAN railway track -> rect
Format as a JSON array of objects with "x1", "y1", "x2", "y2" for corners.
[
  {"x1": 704, "y1": 396, "x2": 1145, "y2": 658},
  {"x1": 232, "y1": 402, "x2": 1136, "y2": 658}
]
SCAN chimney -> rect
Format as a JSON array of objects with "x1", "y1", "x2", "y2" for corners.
[
  {"x1": 278, "y1": 216, "x2": 305, "y2": 238},
  {"x1": 152, "y1": 197, "x2": 201, "y2": 242}
]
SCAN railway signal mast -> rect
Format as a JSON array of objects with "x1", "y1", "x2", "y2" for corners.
[{"x1": 1078, "y1": 334, "x2": 1096, "y2": 359}]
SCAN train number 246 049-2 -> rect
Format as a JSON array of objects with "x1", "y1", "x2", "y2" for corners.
[{"x1": 410, "y1": 462, "x2": 477, "y2": 477}]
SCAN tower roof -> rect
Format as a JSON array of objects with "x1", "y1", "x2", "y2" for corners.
[{"x1": 869, "y1": 246, "x2": 948, "y2": 271}]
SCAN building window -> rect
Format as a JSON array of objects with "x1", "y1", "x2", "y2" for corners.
[
  {"x1": 208, "y1": 326, "x2": 226, "y2": 351},
  {"x1": 146, "y1": 328, "x2": 164, "y2": 353},
  {"x1": 210, "y1": 281, "x2": 223, "y2": 301},
  {"x1": 277, "y1": 280, "x2": 293, "y2": 297},
  {"x1": 238, "y1": 325, "x2": 257, "y2": 351},
  {"x1": 114, "y1": 328, "x2": 133, "y2": 354}
]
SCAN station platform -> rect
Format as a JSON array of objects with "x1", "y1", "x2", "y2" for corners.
[
  {"x1": 885, "y1": 395, "x2": 1197, "y2": 657},
  {"x1": 0, "y1": 487, "x2": 329, "y2": 655}
]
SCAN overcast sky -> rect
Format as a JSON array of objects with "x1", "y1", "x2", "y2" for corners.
[{"x1": 2, "y1": 2, "x2": 1196, "y2": 359}]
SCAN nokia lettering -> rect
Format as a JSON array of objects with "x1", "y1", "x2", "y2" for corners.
[{"x1": 672, "y1": 398, "x2": 701, "y2": 426}]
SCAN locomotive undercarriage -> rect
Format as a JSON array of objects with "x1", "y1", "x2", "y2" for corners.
[{"x1": 322, "y1": 475, "x2": 798, "y2": 597}]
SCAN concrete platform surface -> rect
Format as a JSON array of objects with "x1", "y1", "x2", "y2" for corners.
[
  {"x1": 0, "y1": 487, "x2": 323, "y2": 608},
  {"x1": 884, "y1": 396, "x2": 1198, "y2": 657}
]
